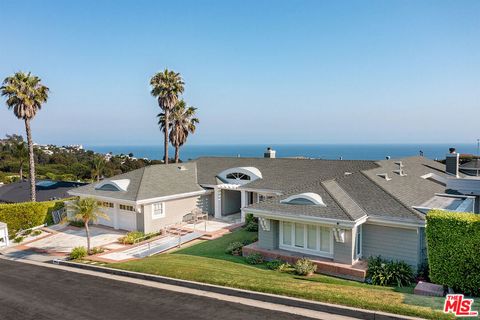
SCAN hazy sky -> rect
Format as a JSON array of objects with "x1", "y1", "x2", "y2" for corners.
[{"x1": 0, "y1": 0, "x2": 479, "y2": 146}]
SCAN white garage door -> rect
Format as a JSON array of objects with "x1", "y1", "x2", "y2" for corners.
[
  {"x1": 117, "y1": 211, "x2": 137, "y2": 231},
  {"x1": 97, "y1": 211, "x2": 114, "y2": 228}
]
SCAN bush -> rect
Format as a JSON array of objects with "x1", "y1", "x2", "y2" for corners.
[
  {"x1": 225, "y1": 241, "x2": 244, "y2": 255},
  {"x1": 294, "y1": 258, "x2": 317, "y2": 276},
  {"x1": 13, "y1": 236, "x2": 24, "y2": 243},
  {"x1": 367, "y1": 256, "x2": 414, "y2": 287},
  {"x1": 31, "y1": 230, "x2": 42, "y2": 237},
  {"x1": 245, "y1": 253, "x2": 264, "y2": 265},
  {"x1": 266, "y1": 259, "x2": 284, "y2": 270},
  {"x1": 0, "y1": 200, "x2": 64, "y2": 234},
  {"x1": 90, "y1": 247, "x2": 105, "y2": 255},
  {"x1": 244, "y1": 214, "x2": 258, "y2": 232},
  {"x1": 278, "y1": 263, "x2": 294, "y2": 273},
  {"x1": 69, "y1": 220, "x2": 85, "y2": 228},
  {"x1": 69, "y1": 246, "x2": 87, "y2": 259},
  {"x1": 426, "y1": 210, "x2": 480, "y2": 296},
  {"x1": 119, "y1": 231, "x2": 145, "y2": 245}
]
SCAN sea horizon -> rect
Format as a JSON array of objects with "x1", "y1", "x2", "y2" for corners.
[{"x1": 86, "y1": 143, "x2": 480, "y2": 161}]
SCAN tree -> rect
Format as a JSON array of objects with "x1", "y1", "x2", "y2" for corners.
[
  {"x1": 158, "y1": 100, "x2": 199, "y2": 163},
  {"x1": 68, "y1": 198, "x2": 109, "y2": 253},
  {"x1": 91, "y1": 155, "x2": 106, "y2": 182},
  {"x1": 150, "y1": 69, "x2": 184, "y2": 164},
  {"x1": 11, "y1": 141, "x2": 28, "y2": 180},
  {"x1": 1, "y1": 72, "x2": 49, "y2": 201}
]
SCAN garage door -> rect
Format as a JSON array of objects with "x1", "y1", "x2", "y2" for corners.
[
  {"x1": 117, "y1": 211, "x2": 137, "y2": 231},
  {"x1": 97, "y1": 209, "x2": 115, "y2": 228}
]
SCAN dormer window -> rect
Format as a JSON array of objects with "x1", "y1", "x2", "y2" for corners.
[
  {"x1": 97, "y1": 184, "x2": 120, "y2": 191},
  {"x1": 95, "y1": 179, "x2": 130, "y2": 192},
  {"x1": 280, "y1": 193, "x2": 327, "y2": 207},
  {"x1": 226, "y1": 172, "x2": 251, "y2": 181}
]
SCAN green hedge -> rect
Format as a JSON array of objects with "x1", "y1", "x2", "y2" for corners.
[
  {"x1": 426, "y1": 210, "x2": 480, "y2": 296},
  {"x1": 0, "y1": 200, "x2": 64, "y2": 235}
]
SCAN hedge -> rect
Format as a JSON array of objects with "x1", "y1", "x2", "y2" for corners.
[
  {"x1": 0, "y1": 200, "x2": 65, "y2": 235},
  {"x1": 426, "y1": 210, "x2": 480, "y2": 296}
]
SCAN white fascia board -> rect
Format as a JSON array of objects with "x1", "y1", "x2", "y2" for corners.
[
  {"x1": 136, "y1": 190, "x2": 208, "y2": 205},
  {"x1": 366, "y1": 216, "x2": 425, "y2": 229},
  {"x1": 67, "y1": 191, "x2": 137, "y2": 205},
  {"x1": 237, "y1": 187, "x2": 283, "y2": 194},
  {"x1": 244, "y1": 208, "x2": 358, "y2": 228}
]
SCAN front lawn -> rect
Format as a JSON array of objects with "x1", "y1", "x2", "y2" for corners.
[{"x1": 110, "y1": 229, "x2": 450, "y2": 320}]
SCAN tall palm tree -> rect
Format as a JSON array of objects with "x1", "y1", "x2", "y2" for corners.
[
  {"x1": 91, "y1": 154, "x2": 106, "y2": 182},
  {"x1": 158, "y1": 100, "x2": 199, "y2": 163},
  {"x1": 11, "y1": 141, "x2": 28, "y2": 181},
  {"x1": 150, "y1": 69, "x2": 184, "y2": 164},
  {"x1": 1, "y1": 72, "x2": 49, "y2": 201},
  {"x1": 68, "y1": 198, "x2": 109, "y2": 253}
]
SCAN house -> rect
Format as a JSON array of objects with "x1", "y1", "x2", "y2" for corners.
[
  {"x1": 0, "y1": 180, "x2": 86, "y2": 203},
  {"x1": 68, "y1": 148, "x2": 477, "y2": 279}
]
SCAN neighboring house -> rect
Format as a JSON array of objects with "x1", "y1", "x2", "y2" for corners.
[
  {"x1": 0, "y1": 180, "x2": 86, "y2": 203},
  {"x1": 68, "y1": 148, "x2": 478, "y2": 277}
]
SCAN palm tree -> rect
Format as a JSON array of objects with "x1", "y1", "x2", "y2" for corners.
[
  {"x1": 158, "y1": 100, "x2": 199, "y2": 163},
  {"x1": 150, "y1": 69, "x2": 184, "y2": 164},
  {"x1": 91, "y1": 155, "x2": 106, "y2": 182},
  {"x1": 11, "y1": 141, "x2": 28, "y2": 180},
  {"x1": 68, "y1": 198, "x2": 109, "y2": 253},
  {"x1": 1, "y1": 72, "x2": 49, "y2": 201}
]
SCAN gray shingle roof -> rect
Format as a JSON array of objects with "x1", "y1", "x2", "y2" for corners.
[{"x1": 70, "y1": 162, "x2": 203, "y2": 201}]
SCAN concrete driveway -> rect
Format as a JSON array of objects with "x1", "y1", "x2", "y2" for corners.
[{"x1": 24, "y1": 226, "x2": 126, "y2": 253}]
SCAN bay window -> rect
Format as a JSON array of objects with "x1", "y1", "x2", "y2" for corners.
[{"x1": 280, "y1": 221, "x2": 333, "y2": 257}]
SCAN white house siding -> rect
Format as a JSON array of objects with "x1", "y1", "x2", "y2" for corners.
[
  {"x1": 362, "y1": 223, "x2": 420, "y2": 269},
  {"x1": 142, "y1": 196, "x2": 200, "y2": 234}
]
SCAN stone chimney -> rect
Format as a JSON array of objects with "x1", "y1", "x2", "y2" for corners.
[
  {"x1": 264, "y1": 147, "x2": 276, "y2": 159},
  {"x1": 445, "y1": 148, "x2": 460, "y2": 177}
]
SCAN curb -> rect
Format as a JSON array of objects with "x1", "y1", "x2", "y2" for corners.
[{"x1": 55, "y1": 260, "x2": 423, "y2": 320}]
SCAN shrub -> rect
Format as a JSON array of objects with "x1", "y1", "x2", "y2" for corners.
[
  {"x1": 278, "y1": 263, "x2": 293, "y2": 273},
  {"x1": 0, "y1": 200, "x2": 64, "y2": 234},
  {"x1": 244, "y1": 214, "x2": 258, "y2": 232},
  {"x1": 69, "y1": 246, "x2": 87, "y2": 259},
  {"x1": 13, "y1": 236, "x2": 24, "y2": 243},
  {"x1": 266, "y1": 259, "x2": 284, "y2": 270},
  {"x1": 90, "y1": 247, "x2": 105, "y2": 255},
  {"x1": 119, "y1": 231, "x2": 145, "y2": 245},
  {"x1": 31, "y1": 230, "x2": 42, "y2": 237},
  {"x1": 69, "y1": 220, "x2": 85, "y2": 228},
  {"x1": 367, "y1": 256, "x2": 414, "y2": 287},
  {"x1": 245, "y1": 253, "x2": 264, "y2": 265},
  {"x1": 426, "y1": 210, "x2": 480, "y2": 296},
  {"x1": 225, "y1": 241, "x2": 244, "y2": 255},
  {"x1": 294, "y1": 258, "x2": 317, "y2": 276}
]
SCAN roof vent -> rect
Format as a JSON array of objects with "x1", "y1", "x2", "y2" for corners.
[
  {"x1": 264, "y1": 147, "x2": 276, "y2": 159},
  {"x1": 178, "y1": 166, "x2": 188, "y2": 171},
  {"x1": 376, "y1": 173, "x2": 392, "y2": 181},
  {"x1": 344, "y1": 172, "x2": 352, "y2": 175},
  {"x1": 393, "y1": 161, "x2": 407, "y2": 176}
]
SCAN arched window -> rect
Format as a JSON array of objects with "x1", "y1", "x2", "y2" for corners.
[
  {"x1": 226, "y1": 172, "x2": 251, "y2": 181},
  {"x1": 96, "y1": 184, "x2": 120, "y2": 191},
  {"x1": 280, "y1": 193, "x2": 327, "y2": 207}
]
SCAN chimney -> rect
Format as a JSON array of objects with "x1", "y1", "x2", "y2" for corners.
[
  {"x1": 264, "y1": 147, "x2": 276, "y2": 159},
  {"x1": 445, "y1": 148, "x2": 460, "y2": 177}
]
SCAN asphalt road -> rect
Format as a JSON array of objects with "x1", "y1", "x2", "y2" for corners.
[{"x1": 0, "y1": 259, "x2": 317, "y2": 320}]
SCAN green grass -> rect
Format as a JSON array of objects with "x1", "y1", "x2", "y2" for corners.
[{"x1": 110, "y1": 229, "x2": 452, "y2": 320}]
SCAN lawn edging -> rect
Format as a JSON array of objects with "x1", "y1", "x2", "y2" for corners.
[{"x1": 54, "y1": 259, "x2": 422, "y2": 320}]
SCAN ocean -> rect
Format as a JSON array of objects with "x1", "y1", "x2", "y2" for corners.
[{"x1": 86, "y1": 143, "x2": 479, "y2": 161}]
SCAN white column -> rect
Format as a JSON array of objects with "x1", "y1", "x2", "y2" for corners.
[
  {"x1": 240, "y1": 190, "x2": 247, "y2": 223},
  {"x1": 214, "y1": 187, "x2": 222, "y2": 219},
  {"x1": 113, "y1": 203, "x2": 119, "y2": 229}
]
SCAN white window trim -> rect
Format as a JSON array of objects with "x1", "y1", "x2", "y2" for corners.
[
  {"x1": 279, "y1": 221, "x2": 333, "y2": 258},
  {"x1": 355, "y1": 225, "x2": 363, "y2": 259},
  {"x1": 152, "y1": 202, "x2": 165, "y2": 219}
]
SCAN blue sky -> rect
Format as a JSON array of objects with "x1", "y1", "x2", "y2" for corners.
[{"x1": 0, "y1": 0, "x2": 479, "y2": 145}]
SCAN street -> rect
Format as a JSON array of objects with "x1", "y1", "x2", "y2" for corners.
[{"x1": 0, "y1": 258, "x2": 324, "y2": 320}]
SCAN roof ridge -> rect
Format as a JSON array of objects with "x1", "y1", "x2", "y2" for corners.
[
  {"x1": 320, "y1": 180, "x2": 355, "y2": 221},
  {"x1": 133, "y1": 166, "x2": 147, "y2": 201},
  {"x1": 359, "y1": 170, "x2": 425, "y2": 220}
]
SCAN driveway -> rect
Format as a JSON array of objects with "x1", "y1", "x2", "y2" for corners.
[{"x1": 24, "y1": 226, "x2": 126, "y2": 253}]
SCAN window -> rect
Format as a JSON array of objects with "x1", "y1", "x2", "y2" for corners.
[
  {"x1": 355, "y1": 225, "x2": 362, "y2": 258},
  {"x1": 226, "y1": 172, "x2": 251, "y2": 180},
  {"x1": 152, "y1": 202, "x2": 165, "y2": 219},
  {"x1": 280, "y1": 221, "x2": 332, "y2": 257},
  {"x1": 97, "y1": 184, "x2": 120, "y2": 191},
  {"x1": 97, "y1": 201, "x2": 114, "y2": 208},
  {"x1": 119, "y1": 204, "x2": 135, "y2": 212}
]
